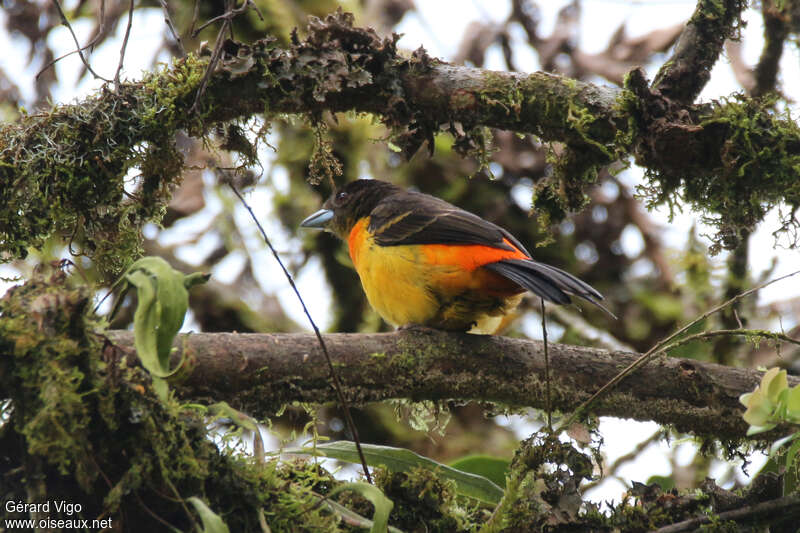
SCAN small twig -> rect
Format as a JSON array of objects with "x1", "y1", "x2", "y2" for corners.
[
  {"x1": 228, "y1": 183, "x2": 372, "y2": 484},
  {"x1": 189, "y1": 21, "x2": 228, "y2": 115},
  {"x1": 94, "y1": 0, "x2": 107, "y2": 54},
  {"x1": 192, "y1": 0, "x2": 260, "y2": 37},
  {"x1": 188, "y1": 0, "x2": 261, "y2": 114},
  {"x1": 160, "y1": 460, "x2": 200, "y2": 531},
  {"x1": 541, "y1": 298, "x2": 552, "y2": 431},
  {"x1": 654, "y1": 494, "x2": 800, "y2": 533},
  {"x1": 51, "y1": 0, "x2": 111, "y2": 82},
  {"x1": 549, "y1": 304, "x2": 634, "y2": 352},
  {"x1": 114, "y1": 0, "x2": 135, "y2": 91},
  {"x1": 560, "y1": 270, "x2": 800, "y2": 431},
  {"x1": 193, "y1": 11, "x2": 233, "y2": 36},
  {"x1": 158, "y1": 0, "x2": 186, "y2": 57},
  {"x1": 752, "y1": 0, "x2": 789, "y2": 97},
  {"x1": 38, "y1": 0, "x2": 108, "y2": 80},
  {"x1": 663, "y1": 328, "x2": 800, "y2": 353},
  {"x1": 189, "y1": 0, "x2": 201, "y2": 38}
]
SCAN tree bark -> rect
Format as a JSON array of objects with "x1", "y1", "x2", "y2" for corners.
[{"x1": 106, "y1": 328, "x2": 798, "y2": 442}]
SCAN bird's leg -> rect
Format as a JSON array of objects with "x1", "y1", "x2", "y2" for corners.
[{"x1": 397, "y1": 323, "x2": 440, "y2": 334}]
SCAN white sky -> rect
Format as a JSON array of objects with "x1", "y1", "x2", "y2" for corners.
[{"x1": 1, "y1": 0, "x2": 793, "y2": 504}]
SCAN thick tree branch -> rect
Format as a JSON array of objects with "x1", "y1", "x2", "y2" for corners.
[
  {"x1": 652, "y1": 0, "x2": 746, "y2": 103},
  {"x1": 2, "y1": 8, "x2": 799, "y2": 264},
  {"x1": 106, "y1": 329, "x2": 799, "y2": 442}
]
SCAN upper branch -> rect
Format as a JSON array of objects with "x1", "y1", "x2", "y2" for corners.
[
  {"x1": 2, "y1": 9, "x2": 799, "y2": 264},
  {"x1": 107, "y1": 328, "x2": 799, "y2": 443},
  {"x1": 652, "y1": 0, "x2": 747, "y2": 103}
]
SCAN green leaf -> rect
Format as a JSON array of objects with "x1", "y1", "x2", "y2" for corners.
[
  {"x1": 742, "y1": 387, "x2": 775, "y2": 428},
  {"x1": 769, "y1": 433, "x2": 800, "y2": 457},
  {"x1": 739, "y1": 391, "x2": 753, "y2": 408},
  {"x1": 783, "y1": 434, "x2": 800, "y2": 496},
  {"x1": 746, "y1": 423, "x2": 776, "y2": 436},
  {"x1": 762, "y1": 367, "x2": 788, "y2": 403},
  {"x1": 766, "y1": 431, "x2": 800, "y2": 496},
  {"x1": 322, "y1": 499, "x2": 405, "y2": 533},
  {"x1": 786, "y1": 385, "x2": 800, "y2": 422},
  {"x1": 448, "y1": 455, "x2": 509, "y2": 488},
  {"x1": 128, "y1": 269, "x2": 160, "y2": 374},
  {"x1": 286, "y1": 441, "x2": 504, "y2": 504},
  {"x1": 208, "y1": 402, "x2": 259, "y2": 432},
  {"x1": 187, "y1": 497, "x2": 230, "y2": 533},
  {"x1": 120, "y1": 257, "x2": 207, "y2": 379},
  {"x1": 328, "y1": 482, "x2": 394, "y2": 533}
]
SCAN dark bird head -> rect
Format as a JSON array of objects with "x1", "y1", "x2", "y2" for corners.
[{"x1": 300, "y1": 179, "x2": 402, "y2": 239}]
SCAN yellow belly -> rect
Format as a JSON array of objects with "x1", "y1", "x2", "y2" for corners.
[
  {"x1": 353, "y1": 236, "x2": 437, "y2": 325},
  {"x1": 347, "y1": 218, "x2": 523, "y2": 332}
]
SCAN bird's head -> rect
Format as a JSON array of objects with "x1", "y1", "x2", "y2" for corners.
[{"x1": 300, "y1": 179, "x2": 401, "y2": 239}]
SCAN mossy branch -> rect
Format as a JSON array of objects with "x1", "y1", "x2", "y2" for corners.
[
  {"x1": 2, "y1": 11, "x2": 799, "y2": 262},
  {"x1": 652, "y1": 0, "x2": 747, "y2": 103},
  {"x1": 103, "y1": 328, "x2": 800, "y2": 443}
]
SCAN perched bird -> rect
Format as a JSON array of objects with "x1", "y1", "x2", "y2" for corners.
[{"x1": 301, "y1": 179, "x2": 612, "y2": 333}]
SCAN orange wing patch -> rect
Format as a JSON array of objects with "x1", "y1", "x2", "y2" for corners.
[{"x1": 420, "y1": 238, "x2": 529, "y2": 271}]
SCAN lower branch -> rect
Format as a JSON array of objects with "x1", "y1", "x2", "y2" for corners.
[
  {"x1": 106, "y1": 329, "x2": 798, "y2": 442},
  {"x1": 655, "y1": 494, "x2": 800, "y2": 532}
]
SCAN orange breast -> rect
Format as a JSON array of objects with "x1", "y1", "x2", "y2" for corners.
[{"x1": 347, "y1": 218, "x2": 371, "y2": 269}]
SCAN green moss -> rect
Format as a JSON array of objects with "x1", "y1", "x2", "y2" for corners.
[
  {"x1": 640, "y1": 94, "x2": 800, "y2": 253},
  {"x1": 474, "y1": 71, "x2": 625, "y2": 225},
  {"x1": 374, "y1": 467, "x2": 470, "y2": 532},
  {"x1": 0, "y1": 267, "x2": 344, "y2": 531},
  {"x1": 0, "y1": 54, "x2": 213, "y2": 278}
]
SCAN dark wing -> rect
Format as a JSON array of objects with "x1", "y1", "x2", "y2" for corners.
[
  {"x1": 484, "y1": 259, "x2": 616, "y2": 318},
  {"x1": 367, "y1": 191, "x2": 531, "y2": 255}
]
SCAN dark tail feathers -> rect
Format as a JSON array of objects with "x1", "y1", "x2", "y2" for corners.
[{"x1": 484, "y1": 259, "x2": 616, "y2": 319}]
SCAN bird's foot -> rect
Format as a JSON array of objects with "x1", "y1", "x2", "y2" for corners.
[{"x1": 397, "y1": 323, "x2": 440, "y2": 334}]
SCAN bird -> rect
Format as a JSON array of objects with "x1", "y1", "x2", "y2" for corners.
[{"x1": 301, "y1": 179, "x2": 612, "y2": 333}]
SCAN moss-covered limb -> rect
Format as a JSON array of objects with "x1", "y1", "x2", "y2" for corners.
[
  {"x1": 2, "y1": 9, "x2": 799, "y2": 265},
  {"x1": 0, "y1": 10, "x2": 622, "y2": 272},
  {"x1": 654, "y1": 493, "x2": 800, "y2": 532},
  {"x1": 400, "y1": 64, "x2": 624, "y2": 150},
  {"x1": 0, "y1": 267, "x2": 343, "y2": 531},
  {"x1": 103, "y1": 329, "x2": 798, "y2": 443},
  {"x1": 625, "y1": 68, "x2": 800, "y2": 252},
  {"x1": 752, "y1": 0, "x2": 790, "y2": 97},
  {"x1": 652, "y1": 0, "x2": 747, "y2": 103}
]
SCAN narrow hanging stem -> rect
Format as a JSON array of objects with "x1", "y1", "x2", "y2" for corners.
[
  {"x1": 229, "y1": 183, "x2": 372, "y2": 484},
  {"x1": 541, "y1": 298, "x2": 552, "y2": 432}
]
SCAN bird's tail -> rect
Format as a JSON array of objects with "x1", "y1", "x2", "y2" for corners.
[{"x1": 484, "y1": 259, "x2": 616, "y2": 319}]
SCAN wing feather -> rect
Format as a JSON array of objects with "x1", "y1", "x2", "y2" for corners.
[
  {"x1": 368, "y1": 191, "x2": 529, "y2": 254},
  {"x1": 485, "y1": 259, "x2": 616, "y2": 318}
]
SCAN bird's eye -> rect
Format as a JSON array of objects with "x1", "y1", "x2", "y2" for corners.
[{"x1": 336, "y1": 191, "x2": 348, "y2": 202}]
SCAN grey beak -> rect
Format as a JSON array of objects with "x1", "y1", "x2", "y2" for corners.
[{"x1": 300, "y1": 208, "x2": 334, "y2": 229}]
